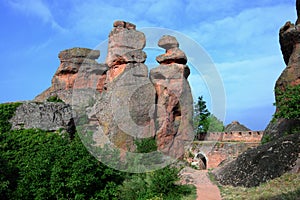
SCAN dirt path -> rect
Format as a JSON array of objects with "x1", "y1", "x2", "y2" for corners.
[{"x1": 180, "y1": 167, "x2": 222, "y2": 200}]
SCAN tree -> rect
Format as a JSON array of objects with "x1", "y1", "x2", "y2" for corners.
[
  {"x1": 207, "y1": 114, "x2": 224, "y2": 132},
  {"x1": 194, "y1": 96, "x2": 210, "y2": 136}
]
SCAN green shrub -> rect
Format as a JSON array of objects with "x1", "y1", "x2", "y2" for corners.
[
  {"x1": 118, "y1": 166, "x2": 194, "y2": 200},
  {"x1": 261, "y1": 134, "x2": 271, "y2": 144},
  {"x1": 0, "y1": 102, "x2": 22, "y2": 133},
  {"x1": 47, "y1": 95, "x2": 64, "y2": 103},
  {"x1": 135, "y1": 137, "x2": 157, "y2": 153},
  {"x1": 274, "y1": 85, "x2": 300, "y2": 119}
]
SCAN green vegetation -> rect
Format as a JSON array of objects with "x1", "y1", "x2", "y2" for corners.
[
  {"x1": 207, "y1": 114, "x2": 224, "y2": 132},
  {"x1": 0, "y1": 129, "x2": 125, "y2": 199},
  {"x1": 219, "y1": 173, "x2": 300, "y2": 200},
  {"x1": 274, "y1": 85, "x2": 300, "y2": 119},
  {"x1": 135, "y1": 137, "x2": 157, "y2": 153},
  {"x1": 0, "y1": 102, "x2": 22, "y2": 133},
  {"x1": 261, "y1": 134, "x2": 271, "y2": 144},
  {"x1": 194, "y1": 96, "x2": 210, "y2": 135},
  {"x1": 194, "y1": 96, "x2": 224, "y2": 139},
  {"x1": 47, "y1": 95, "x2": 64, "y2": 103},
  {"x1": 0, "y1": 102, "x2": 195, "y2": 199},
  {"x1": 119, "y1": 166, "x2": 195, "y2": 200}
]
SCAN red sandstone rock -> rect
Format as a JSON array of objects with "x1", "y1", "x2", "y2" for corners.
[
  {"x1": 278, "y1": 22, "x2": 300, "y2": 90},
  {"x1": 158, "y1": 35, "x2": 179, "y2": 50},
  {"x1": 35, "y1": 47, "x2": 107, "y2": 104},
  {"x1": 106, "y1": 21, "x2": 145, "y2": 69},
  {"x1": 150, "y1": 35, "x2": 193, "y2": 159},
  {"x1": 156, "y1": 35, "x2": 187, "y2": 65},
  {"x1": 156, "y1": 48, "x2": 187, "y2": 64}
]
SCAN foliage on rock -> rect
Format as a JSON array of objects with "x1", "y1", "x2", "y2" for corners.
[{"x1": 274, "y1": 84, "x2": 300, "y2": 119}]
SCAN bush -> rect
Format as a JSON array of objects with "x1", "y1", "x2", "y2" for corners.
[
  {"x1": 274, "y1": 85, "x2": 300, "y2": 119},
  {"x1": 0, "y1": 102, "x2": 22, "y2": 133},
  {"x1": 119, "y1": 166, "x2": 194, "y2": 200},
  {"x1": 47, "y1": 95, "x2": 64, "y2": 103},
  {"x1": 0, "y1": 103, "x2": 125, "y2": 199},
  {"x1": 135, "y1": 137, "x2": 157, "y2": 153}
]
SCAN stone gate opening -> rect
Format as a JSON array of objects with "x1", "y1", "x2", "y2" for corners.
[{"x1": 196, "y1": 153, "x2": 207, "y2": 170}]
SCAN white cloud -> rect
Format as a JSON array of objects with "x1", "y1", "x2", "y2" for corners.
[
  {"x1": 7, "y1": 0, "x2": 65, "y2": 32},
  {"x1": 216, "y1": 55, "x2": 284, "y2": 111},
  {"x1": 184, "y1": 4, "x2": 295, "y2": 61}
]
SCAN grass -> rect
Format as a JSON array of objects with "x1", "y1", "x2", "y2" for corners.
[{"x1": 214, "y1": 173, "x2": 300, "y2": 200}]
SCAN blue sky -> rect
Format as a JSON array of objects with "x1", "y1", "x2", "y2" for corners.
[{"x1": 0, "y1": 0, "x2": 296, "y2": 130}]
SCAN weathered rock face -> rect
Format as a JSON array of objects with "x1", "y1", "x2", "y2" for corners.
[
  {"x1": 10, "y1": 102, "x2": 75, "y2": 135},
  {"x1": 264, "y1": 3, "x2": 300, "y2": 140},
  {"x1": 264, "y1": 118, "x2": 300, "y2": 141},
  {"x1": 92, "y1": 21, "x2": 155, "y2": 151},
  {"x1": 214, "y1": 4, "x2": 300, "y2": 188},
  {"x1": 35, "y1": 47, "x2": 107, "y2": 104},
  {"x1": 106, "y1": 21, "x2": 146, "y2": 81},
  {"x1": 150, "y1": 35, "x2": 193, "y2": 158},
  {"x1": 212, "y1": 133, "x2": 300, "y2": 187},
  {"x1": 277, "y1": 22, "x2": 300, "y2": 90},
  {"x1": 17, "y1": 21, "x2": 194, "y2": 160}
]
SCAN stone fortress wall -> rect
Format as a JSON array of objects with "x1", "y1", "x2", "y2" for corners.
[
  {"x1": 188, "y1": 130, "x2": 264, "y2": 169},
  {"x1": 204, "y1": 131, "x2": 263, "y2": 143}
]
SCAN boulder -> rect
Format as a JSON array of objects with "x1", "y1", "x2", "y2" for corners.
[
  {"x1": 10, "y1": 102, "x2": 75, "y2": 135},
  {"x1": 212, "y1": 133, "x2": 300, "y2": 187},
  {"x1": 158, "y1": 35, "x2": 179, "y2": 50},
  {"x1": 156, "y1": 35, "x2": 187, "y2": 65},
  {"x1": 264, "y1": 118, "x2": 300, "y2": 141}
]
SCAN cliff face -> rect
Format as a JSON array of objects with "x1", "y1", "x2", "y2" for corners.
[
  {"x1": 14, "y1": 21, "x2": 194, "y2": 160},
  {"x1": 264, "y1": 1, "x2": 300, "y2": 140},
  {"x1": 213, "y1": 2, "x2": 300, "y2": 187}
]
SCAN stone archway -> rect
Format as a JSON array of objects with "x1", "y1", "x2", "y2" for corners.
[{"x1": 195, "y1": 152, "x2": 207, "y2": 170}]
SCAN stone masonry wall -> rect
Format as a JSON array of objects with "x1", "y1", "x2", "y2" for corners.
[{"x1": 204, "y1": 131, "x2": 263, "y2": 143}]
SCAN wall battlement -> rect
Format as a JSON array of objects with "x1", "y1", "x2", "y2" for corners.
[{"x1": 203, "y1": 131, "x2": 264, "y2": 143}]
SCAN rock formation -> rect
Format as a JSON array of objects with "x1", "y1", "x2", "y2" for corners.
[
  {"x1": 150, "y1": 35, "x2": 193, "y2": 158},
  {"x1": 30, "y1": 21, "x2": 194, "y2": 160},
  {"x1": 10, "y1": 102, "x2": 75, "y2": 135},
  {"x1": 213, "y1": 3, "x2": 300, "y2": 187},
  {"x1": 213, "y1": 133, "x2": 300, "y2": 187},
  {"x1": 264, "y1": 1, "x2": 300, "y2": 140},
  {"x1": 35, "y1": 48, "x2": 107, "y2": 104},
  {"x1": 91, "y1": 21, "x2": 155, "y2": 151}
]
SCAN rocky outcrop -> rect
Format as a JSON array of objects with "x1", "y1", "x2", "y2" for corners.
[
  {"x1": 214, "y1": 4, "x2": 300, "y2": 188},
  {"x1": 10, "y1": 102, "x2": 75, "y2": 135},
  {"x1": 212, "y1": 133, "x2": 300, "y2": 187},
  {"x1": 35, "y1": 48, "x2": 107, "y2": 104},
  {"x1": 106, "y1": 21, "x2": 146, "y2": 80},
  {"x1": 264, "y1": 2, "x2": 300, "y2": 141},
  {"x1": 150, "y1": 35, "x2": 193, "y2": 158},
  {"x1": 264, "y1": 118, "x2": 300, "y2": 141},
  {"x1": 90, "y1": 21, "x2": 155, "y2": 151},
  {"x1": 18, "y1": 21, "x2": 194, "y2": 162},
  {"x1": 225, "y1": 121, "x2": 250, "y2": 132},
  {"x1": 277, "y1": 22, "x2": 300, "y2": 90}
]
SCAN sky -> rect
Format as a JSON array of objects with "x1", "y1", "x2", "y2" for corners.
[{"x1": 0, "y1": 0, "x2": 297, "y2": 130}]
